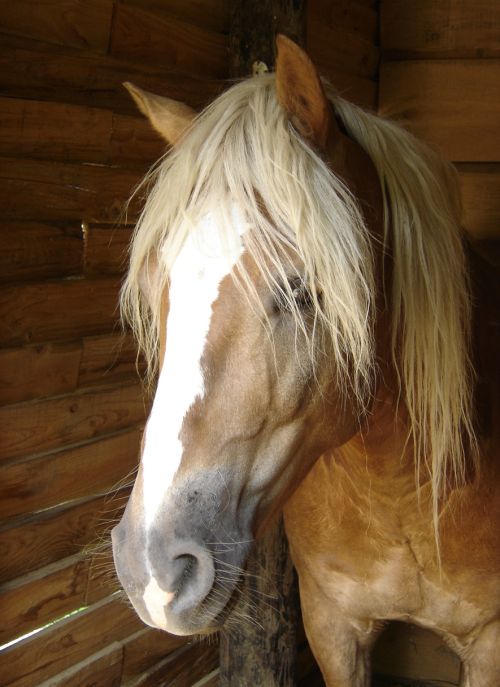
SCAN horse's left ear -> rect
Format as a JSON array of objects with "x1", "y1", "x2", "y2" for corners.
[
  {"x1": 275, "y1": 34, "x2": 331, "y2": 151},
  {"x1": 124, "y1": 82, "x2": 197, "y2": 145}
]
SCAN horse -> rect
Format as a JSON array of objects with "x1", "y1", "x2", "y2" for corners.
[{"x1": 112, "y1": 36, "x2": 500, "y2": 686}]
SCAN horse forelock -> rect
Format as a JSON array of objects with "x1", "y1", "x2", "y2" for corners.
[{"x1": 122, "y1": 72, "x2": 477, "y2": 539}]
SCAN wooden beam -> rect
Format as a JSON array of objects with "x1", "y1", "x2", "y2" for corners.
[
  {"x1": 0, "y1": 382, "x2": 145, "y2": 463},
  {"x1": 0, "y1": 595, "x2": 144, "y2": 686},
  {"x1": 219, "y1": 519, "x2": 299, "y2": 686},
  {"x1": 229, "y1": 0, "x2": 305, "y2": 77}
]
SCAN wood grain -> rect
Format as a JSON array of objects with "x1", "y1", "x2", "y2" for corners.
[
  {"x1": 110, "y1": 4, "x2": 228, "y2": 79},
  {"x1": 0, "y1": 97, "x2": 164, "y2": 167},
  {"x1": 381, "y1": 0, "x2": 500, "y2": 58},
  {"x1": 307, "y1": 17, "x2": 380, "y2": 80},
  {"x1": 308, "y1": 0, "x2": 377, "y2": 44},
  {"x1": 37, "y1": 642, "x2": 123, "y2": 687},
  {"x1": 0, "y1": 157, "x2": 142, "y2": 223},
  {"x1": 0, "y1": 340, "x2": 82, "y2": 405},
  {"x1": 121, "y1": 0, "x2": 230, "y2": 34},
  {"x1": 78, "y1": 332, "x2": 142, "y2": 387},
  {"x1": 0, "y1": 553, "x2": 90, "y2": 645},
  {"x1": 459, "y1": 165, "x2": 500, "y2": 238},
  {"x1": 219, "y1": 519, "x2": 299, "y2": 687},
  {"x1": 130, "y1": 644, "x2": 219, "y2": 687},
  {"x1": 0, "y1": 595, "x2": 143, "y2": 687},
  {"x1": 84, "y1": 224, "x2": 133, "y2": 275},
  {"x1": 379, "y1": 60, "x2": 500, "y2": 162},
  {"x1": 0, "y1": 46, "x2": 221, "y2": 114},
  {"x1": 0, "y1": 490, "x2": 130, "y2": 583},
  {"x1": 121, "y1": 627, "x2": 186, "y2": 681},
  {"x1": 0, "y1": 333, "x2": 140, "y2": 406},
  {"x1": 0, "y1": 277, "x2": 121, "y2": 347},
  {"x1": 0, "y1": 0, "x2": 114, "y2": 53},
  {"x1": 0, "y1": 428, "x2": 141, "y2": 519},
  {"x1": 110, "y1": 113, "x2": 166, "y2": 164},
  {"x1": 0, "y1": 96, "x2": 111, "y2": 164},
  {"x1": 0, "y1": 221, "x2": 83, "y2": 282},
  {"x1": 0, "y1": 382, "x2": 145, "y2": 462}
]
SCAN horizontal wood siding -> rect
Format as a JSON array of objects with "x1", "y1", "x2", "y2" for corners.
[
  {"x1": 379, "y1": 0, "x2": 500, "y2": 241},
  {"x1": 306, "y1": 0, "x2": 379, "y2": 109},
  {"x1": 0, "y1": 2, "x2": 229, "y2": 686}
]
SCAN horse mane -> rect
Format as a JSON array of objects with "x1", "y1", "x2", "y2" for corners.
[{"x1": 122, "y1": 73, "x2": 476, "y2": 531}]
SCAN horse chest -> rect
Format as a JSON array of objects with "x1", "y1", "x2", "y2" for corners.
[{"x1": 285, "y1": 457, "x2": 490, "y2": 639}]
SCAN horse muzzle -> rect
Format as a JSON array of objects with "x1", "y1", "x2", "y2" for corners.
[{"x1": 111, "y1": 476, "x2": 253, "y2": 635}]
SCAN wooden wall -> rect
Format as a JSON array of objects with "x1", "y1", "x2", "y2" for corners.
[
  {"x1": 1, "y1": 1, "x2": 496, "y2": 686},
  {"x1": 0, "y1": 2, "x2": 228, "y2": 685},
  {"x1": 307, "y1": 0, "x2": 378, "y2": 109},
  {"x1": 379, "y1": 0, "x2": 500, "y2": 242}
]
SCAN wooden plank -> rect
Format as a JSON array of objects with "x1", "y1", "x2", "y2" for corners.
[
  {"x1": 78, "y1": 333, "x2": 142, "y2": 387},
  {"x1": 311, "y1": 62, "x2": 377, "y2": 109},
  {"x1": 0, "y1": 157, "x2": 142, "y2": 224},
  {"x1": 121, "y1": 628, "x2": 186, "y2": 681},
  {"x1": 0, "y1": 46, "x2": 221, "y2": 114},
  {"x1": 306, "y1": 17, "x2": 380, "y2": 80},
  {"x1": 459, "y1": 165, "x2": 500, "y2": 239},
  {"x1": 0, "y1": 340, "x2": 82, "y2": 406},
  {"x1": 192, "y1": 669, "x2": 219, "y2": 687},
  {"x1": 0, "y1": 595, "x2": 144, "y2": 687},
  {"x1": 0, "y1": 277, "x2": 121, "y2": 347},
  {"x1": 121, "y1": 0, "x2": 230, "y2": 34},
  {"x1": 0, "y1": 382, "x2": 145, "y2": 462},
  {"x1": 0, "y1": 333, "x2": 140, "y2": 406},
  {"x1": 110, "y1": 113, "x2": 166, "y2": 164},
  {"x1": 379, "y1": 60, "x2": 500, "y2": 162},
  {"x1": 381, "y1": 0, "x2": 500, "y2": 58},
  {"x1": 308, "y1": 0, "x2": 377, "y2": 45},
  {"x1": 0, "y1": 96, "x2": 111, "y2": 164},
  {"x1": 0, "y1": 98, "x2": 165, "y2": 166},
  {"x1": 84, "y1": 223, "x2": 133, "y2": 275},
  {"x1": 129, "y1": 644, "x2": 219, "y2": 687},
  {"x1": 0, "y1": 221, "x2": 83, "y2": 282},
  {"x1": 372, "y1": 621, "x2": 461, "y2": 684},
  {"x1": 0, "y1": 157, "x2": 143, "y2": 223},
  {"x1": 110, "y1": 5, "x2": 228, "y2": 79},
  {"x1": 0, "y1": 489, "x2": 131, "y2": 583},
  {"x1": 0, "y1": 554, "x2": 89, "y2": 645},
  {"x1": 0, "y1": 0, "x2": 114, "y2": 53},
  {"x1": 37, "y1": 642, "x2": 123, "y2": 687}
]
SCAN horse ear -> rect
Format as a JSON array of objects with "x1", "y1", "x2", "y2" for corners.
[
  {"x1": 124, "y1": 82, "x2": 196, "y2": 145},
  {"x1": 275, "y1": 34, "x2": 331, "y2": 150}
]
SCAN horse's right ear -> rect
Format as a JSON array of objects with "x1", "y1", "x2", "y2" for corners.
[{"x1": 124, "y1": 82, "x2": 196, "y2": 145}]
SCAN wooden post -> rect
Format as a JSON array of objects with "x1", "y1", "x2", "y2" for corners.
[
  {"x1": 220, "y1": 4, "x2": 305, "y2": 685},
  {"x1": 229, "y1": 0, "x2": 305, "y2": 77},
  {"x1": 219, "y1": 520, "x2": 299, "y2": 687}
]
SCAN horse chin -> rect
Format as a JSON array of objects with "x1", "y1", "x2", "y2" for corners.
[{"x1": 136, "y1": 576, "x2": 241, "y2": 637}]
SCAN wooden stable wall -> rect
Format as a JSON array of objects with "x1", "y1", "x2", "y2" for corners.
[
  {"x1": 307, "y1": 0, "x2": 378, "y2": 110},
  {"x1": 379, "y1": 0, "x2": 500, "y2": 242},
  {"x1": 0, "y1": 2, "x2": 228, "y2": 685}
]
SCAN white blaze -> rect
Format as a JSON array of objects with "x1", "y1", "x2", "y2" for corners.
[
  {"x1": 143, "y1": 577, "x2": 175, "y2": 627},
  {"x1": 141, "y1": 211, "x2": 246, "y2": 528}
]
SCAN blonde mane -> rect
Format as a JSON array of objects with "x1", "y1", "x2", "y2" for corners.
[{"x1": 121, "y1": 73, "x2": 476, "y2": 530}]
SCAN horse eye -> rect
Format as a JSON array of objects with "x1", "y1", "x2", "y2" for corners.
[
  {"x1": 275, "y1": 279, "x2": 314, "y2": 313},
  {"x1": 291, "y1": 283, "x2": 312, "y2": 308}
]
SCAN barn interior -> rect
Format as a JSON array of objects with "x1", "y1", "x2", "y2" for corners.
[{"x1": 0, "y1": 1, "x2": 498, "y2": 686}]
